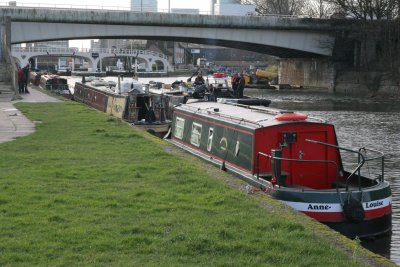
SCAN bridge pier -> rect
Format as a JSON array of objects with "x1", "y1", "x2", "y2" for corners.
[
  {"x1": 279, "y1": 58, "x2": 335, "y2": 91},
  {"x1": 0, "y1": 17, "x2": 3, "y2": 61}
]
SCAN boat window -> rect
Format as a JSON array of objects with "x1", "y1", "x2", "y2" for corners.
[
  {"x1": 235, "y1": 141, "x2": 240, "y2": 157},
  {"x1": 190, "y1": 122, "x2": 202, "y2": 147},
  {"x1": 207, "y1": 127, "x2": 214, "y2": 152},
  {"x1": 174, "y1": 117, "x2": 185, "y2": 139},
  {"x1": 220, "y1": 137, "x2": 227, "y2": 151}
]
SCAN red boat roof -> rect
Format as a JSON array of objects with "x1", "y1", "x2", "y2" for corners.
[{"x1": 176, "y1": 100, "x2": 325, "y2": 129}]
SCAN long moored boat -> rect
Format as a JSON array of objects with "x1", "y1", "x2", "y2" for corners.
[
  {"x1": 168, "y1": 100, "x2": 392, "y2": 238},
  {"x1": 38, "y1": 74, "x2": 72, "y2": 99},
  {"x1": 73, "y1": 80, "x2": 174, "y2": 136}
]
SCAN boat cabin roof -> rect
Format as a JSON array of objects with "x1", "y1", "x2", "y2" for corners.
[{"x1": 175, "y1": 100, "x2": 324, "y2": 130}]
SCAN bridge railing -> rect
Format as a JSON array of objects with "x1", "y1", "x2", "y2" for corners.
[
  {"x1": 0, "y1": 2, "x2": 214, "y2": 15},
  {"x1": 12, "y1": 46, "x2": 77, "y2": 53},
  {"x1": 0, "y1": 2, "x2": 130, "y2": 11},
  {"x1": 11, "y1": 47, "x2": 169, "y2": 60},
  {"x1": 0, "y1": 2, "x2": 310, "y2": 17},
  {"x1": 90, "y1": 48, "x2": 169, "y2": 60}
]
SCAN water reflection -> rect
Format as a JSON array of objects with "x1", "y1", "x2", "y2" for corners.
[
  {"x1": 251, "y1": 89, "x2": 400, "y2": 112},
  {"x1": 361, "y1": 234, "x2": 392, "y2": 259}
]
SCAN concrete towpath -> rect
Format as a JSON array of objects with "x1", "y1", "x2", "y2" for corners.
[{"x1": 0, "y1": 86, "x2": 61, "y2": 143}]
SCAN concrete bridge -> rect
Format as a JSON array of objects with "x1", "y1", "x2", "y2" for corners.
[
  {"x1": 0, "y1": 6, "x2": 339, "y2": 59},
  {"x1": 2, "y1": 6, "x2": 391, "y2": 95},
  {"x1": 11, "y1": 46, "x2": 171, "y2": 72}
]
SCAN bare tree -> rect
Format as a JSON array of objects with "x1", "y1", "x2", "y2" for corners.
[
  {"x1": 326, "y1": 0, "x2": 400, "y2": 20},
  {"x1": 304, "y1": 0, "x2": 336, "y2": 18},
  {"x1": 242, "y1": 0, "x2": 306, "y2": 15}
]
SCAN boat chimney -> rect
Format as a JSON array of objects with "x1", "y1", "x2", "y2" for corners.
[
  {"x1": 116, "y1": 75, "x2": 121, "y2": 94},
  {"x1": 271, "y1": 149, "x2": 285, "y2": 187}
]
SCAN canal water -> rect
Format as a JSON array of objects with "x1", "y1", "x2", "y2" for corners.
[{"x1": 67, "y1": 75, "x2": 400, "y2": 264}]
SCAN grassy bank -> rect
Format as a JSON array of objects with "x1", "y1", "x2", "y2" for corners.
[{"x1": 0, "y1": 101, "x2": 393, "y2": 266}]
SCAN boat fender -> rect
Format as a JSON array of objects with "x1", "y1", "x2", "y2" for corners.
[
  {"x1": 275, "y1": 113, "x2": 308, "y2": 121},
  {"x1": 343, "y1": 197, "x2": 365, "y2": 223},
  {"x1": 163, "y1": 127, "x2": 172, "y2": 139}
]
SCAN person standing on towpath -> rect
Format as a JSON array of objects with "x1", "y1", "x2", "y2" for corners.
[
  {"x1": 17, "y1": 66, "x2": 24, "y2": 94},
  {"x1": 22, "y1": 64, "x2": 30, "y2": 94}
]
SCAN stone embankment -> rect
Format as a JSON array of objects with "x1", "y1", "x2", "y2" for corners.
[
  {"x1": 0, "y1": 62, "x2": 14, "y2": 100},
  {"x1": 335, "y1": 71, "x2": 400, "y2": 100}
]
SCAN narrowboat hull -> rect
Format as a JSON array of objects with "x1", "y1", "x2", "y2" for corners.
[
  {"x1": 169, "y1": 136, "x2": 392, "y2": 238},
  {"x1": 274, "y1": 183, "x2": 392, "y2": 238},
  {"x1": 134, "y1": 122, "x2": 171, "y2": 137},
  {"x1": 73, "y1": 82, "x2": 171, "y2": 134},
  {"x1": 39, "y1": 74, "x2": 68, "y2": 91},
  {"x1": 169, "y1": 101, "x2": 392, "y2": 238}
]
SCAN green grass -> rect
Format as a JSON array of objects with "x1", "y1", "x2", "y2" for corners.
[{"x1": 0, "y1": 101, "x2": 374, "y2": 266}]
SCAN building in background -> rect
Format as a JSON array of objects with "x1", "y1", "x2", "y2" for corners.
[
  {"x1": 90, "y1": 40, "x2": 101, "y2": 50},
  {"x1": 211, "y1": 0, "x2": 255, "y2": 16},
  {"x1": 170, "y1": 8, "x2": 200, "y2": 15},
  {"x1": 131, "y1": 0, "x2": 158, "y2": 12},
  {"x1": 24, "y1": 41, "x2": 70, "y2": 71}
]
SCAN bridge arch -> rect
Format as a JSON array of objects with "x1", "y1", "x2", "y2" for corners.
[
  {"x1": 11, "y1": 47, "x2": 171, "y2": 72},
  {"x1": 1, "y1": 8, "x2": 336, "y2": 59}
]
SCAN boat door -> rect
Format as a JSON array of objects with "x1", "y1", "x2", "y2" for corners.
[{"x1": 286, "y1": 131, "x2": 331, "y2": 189}]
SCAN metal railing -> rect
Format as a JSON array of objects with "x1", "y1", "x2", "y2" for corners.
[
  {"x1": 0, "y1": 2, "x2": 318, "y2": 18},
  {"x1": 0, "y1": 2, "x2": 130, "y2": 11},
  {"x1": 11, "y1": 47, "x2": 169, "y2": 60},
  {"x1": 306, "y1": 139, "x2": 385, "y2": 190},
  {"x1": 256, "y1": 139, "x2": 385, "y2": 191},
  {"x1": 256, "y1": 151, "x2": 340, "y2": 190}
]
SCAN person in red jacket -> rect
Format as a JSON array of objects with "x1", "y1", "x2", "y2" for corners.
[
  {"x1": 17, "y1": 66, "x2": 23, "y2": 94},
  {"x1": 231, "y1": 73, "x2": 240, "y2": 98},
  {"x1": 237, "y1": 73, "x2": 245, "y2": 98},
  {"x1": 22, "y1": 64, "x2": 30, "y2": 93}
]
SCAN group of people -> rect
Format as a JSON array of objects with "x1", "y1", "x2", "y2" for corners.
[
  {"x1": 17, "y1": 64, "x2": 30, "y2": 94},
  {"x1": 188, "y1": 69, "x2": 246, "y2": 99},
  {"x1": 231, "y1": 73, "x2": 245, "y2": 98}
]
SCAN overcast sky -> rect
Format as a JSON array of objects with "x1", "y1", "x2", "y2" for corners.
[
  {"x1": 14, "y1": 0, "x2": 210, "y2": 12},
  {"x1": 14, "y1": 0, "x2": 211, "y2": 47}
]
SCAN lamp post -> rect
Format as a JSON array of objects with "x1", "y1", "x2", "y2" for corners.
[{"x1": 130, "y1": 40, "x2": 133, "y2": 73}]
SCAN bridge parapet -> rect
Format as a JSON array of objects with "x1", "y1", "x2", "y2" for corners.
[
  {"x1": 0, "y1": 6, "x2": 342, "y2": 31},
  {"x1": 0, "y1": 2, "x2": 130, "y2": 11},
  {"x1": 11, "y1": 47, "x2": 169, "y2": 60},
  {"x1": 11, "y1": 46, "x2": 171, "y2": 72}
]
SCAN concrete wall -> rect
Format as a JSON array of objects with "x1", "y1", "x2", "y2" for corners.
[
  {"x1": 335, "y1": 71, "x2": 400, "y2": 98},
  {"x1": 279, "y1": 59, "x2": 335, "y2": 90},
  {"x1": 0, "y1": 8, "x2": 338, "y2": 30}
]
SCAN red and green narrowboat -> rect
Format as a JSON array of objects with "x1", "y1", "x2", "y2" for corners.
[{"x1": 169, "y1": 100, "x2": 392, "y2": 238}]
